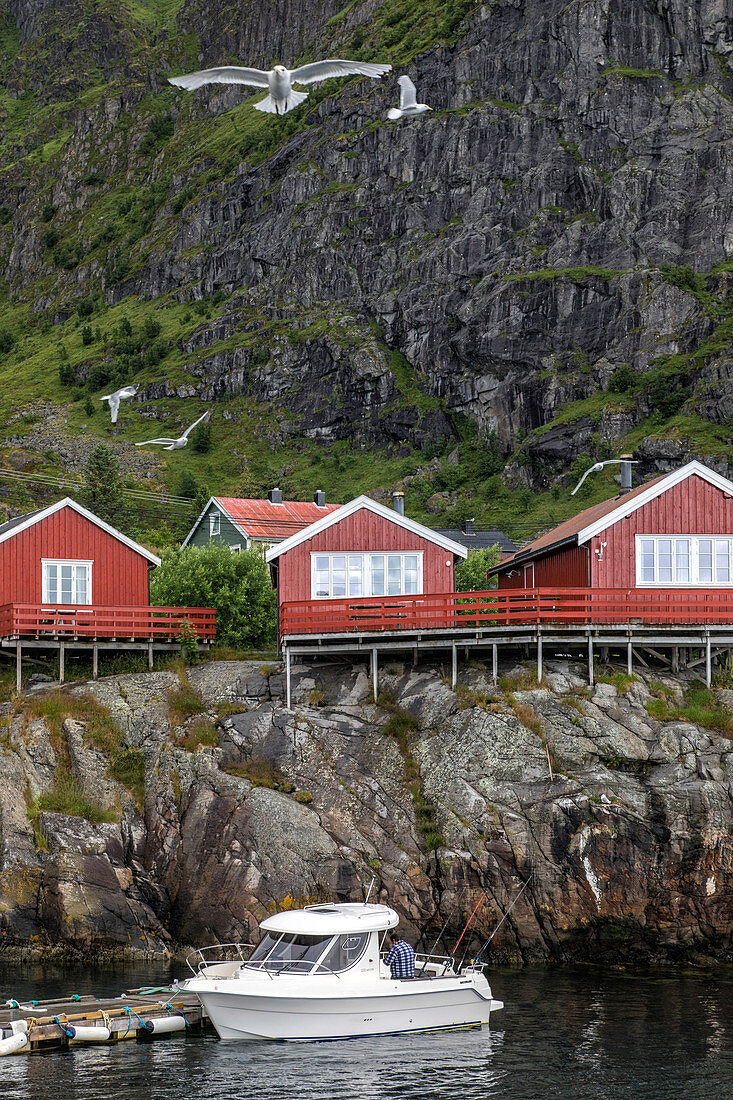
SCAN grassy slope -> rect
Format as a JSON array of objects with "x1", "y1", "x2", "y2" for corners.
[{"x1": 0, "y1": 0, "x2": 731, "y2": 548}]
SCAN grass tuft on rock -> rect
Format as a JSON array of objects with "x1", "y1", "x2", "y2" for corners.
[
  {"x1": 34, "y1": 767, "x2": 116, "y2": 823},
  {"x1": 646, "y1": 683, "x2": 733, "y2": 737}
]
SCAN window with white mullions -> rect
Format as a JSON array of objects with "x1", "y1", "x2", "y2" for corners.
[
  {"x1": 311, "y1": 552, "x2": 422, "y2": 598},
  {"x1": 636, "y1": 536, "x2": 733, "y2": 585},
  {"x1": 42, "y1": 560, "x2": 92, "y2": 604}
]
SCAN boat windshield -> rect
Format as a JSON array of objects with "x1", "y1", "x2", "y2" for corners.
[
  {"x1": 246, "y1": 931, "x2": 371, "y2": 974},
  {"x1": 246, "y1": 932, "x2": 334, "y2": 973}
]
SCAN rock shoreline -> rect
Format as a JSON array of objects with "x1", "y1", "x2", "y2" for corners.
[{"x1": 0, "y1": 658, "x2": 731, "y2": 967}]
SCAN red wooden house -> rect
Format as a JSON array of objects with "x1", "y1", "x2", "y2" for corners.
[
  {"x1": 266, "y1": 494, "x2": 468, "y2": 636},
  {"x1": 0, "y1": 498, "x2": 215, "y2": 681},
  {"x1": 491, "y1": 460, "x2": 733, "y2": 596}
]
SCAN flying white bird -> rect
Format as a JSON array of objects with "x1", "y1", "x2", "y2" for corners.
[
  {"x1": 571, "y1": 458, "x2": 638, "y2": 496},
  {"x1": 135, "y1": 410, "x2": 210, "y2": 451},
  {"x1": 168, "y1": 60, "x2": 392, "y2": 116},
  {"x1": 100, "y1": 383, "x2": 139, "y2": 424},
  {"x1": 387, "y1": 75, "x2": 432, "y2": 120}
]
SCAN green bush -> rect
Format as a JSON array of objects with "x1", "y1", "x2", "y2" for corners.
[
  {"x1": 455, "y1": 546, "x2": 500, "y2": 591},
  {"x1": 150, "y1": 544, "x2": 277, "y2": 649},
  {"x1": 0, "y1": 327, "x2": 16, "y2": 354},
  {"x1": 608, "y1": 364, "x2": 637, "y2": 393}
]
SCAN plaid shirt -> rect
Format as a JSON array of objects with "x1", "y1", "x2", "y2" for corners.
[{"x1": 385, "y1": 939, "x2": 415, "y2": 979}]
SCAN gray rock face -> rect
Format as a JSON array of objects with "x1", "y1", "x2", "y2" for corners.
[{"x1": 0, "y1": 659, "x2": 731, "y2": 964}]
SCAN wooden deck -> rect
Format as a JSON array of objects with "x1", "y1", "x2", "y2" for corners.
[
  {"x1": 0, "y1": 604, "x2": 216, "y2": 642},
  {"x1": 278, "y1": 589, "x2": 733, "y2": 708},
  {"x1": 0, "y1": 986, "x2": 209, "y2": 1054},
  {"x1": 280, "y1": 587, "x2": 733, "y2": 636}
]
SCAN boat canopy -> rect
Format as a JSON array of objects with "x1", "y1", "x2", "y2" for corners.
[{"x1": 260, "y1": 903, "x2": 399, "y2": 936}]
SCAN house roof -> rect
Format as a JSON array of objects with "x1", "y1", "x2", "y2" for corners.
[
  {"x1": 431, "y1": 527, "x2": 517, "y2": 554},
  {"x1": 492, "y1": 460, "x2": 733, "y2": 573},
  {"x1": 0, "y1": 498, "x2": 161, "y2": 565},
  {"x1": 182, "y1": 496, "x2": 340, "y2": 546},
  {"x1": 265, "y1": 495, "x2": 469, "y2": 562}
]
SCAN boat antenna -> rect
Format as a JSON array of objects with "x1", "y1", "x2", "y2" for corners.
[
  {"x1": 470, "y1": 876, "x2": 533, "y2": 965},
  {"x1": 364, "y1": 875, "x2": 376, "y2": 903},
  {"x1": 451, "y1": 891, "x2": 486, "y2": 957}
]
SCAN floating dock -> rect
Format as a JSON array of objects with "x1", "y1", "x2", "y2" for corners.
[{"x1": 0, "y1": 987, "x2": 209, "y2": 1054}]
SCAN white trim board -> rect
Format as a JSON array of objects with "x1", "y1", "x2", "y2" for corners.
[
  {"x1": 265, "y1": 496, "x2": 469, "y2": 563},
  {"x1": 0, "y1": 498, "x2": 160, "y2": 565},
  {"x1": 577, "y1": 461, "x2": 733, "y2": 545}
]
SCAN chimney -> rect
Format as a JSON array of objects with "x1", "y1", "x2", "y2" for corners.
[
  {"x1": 620, "y1": 455, "x2": 633, "y2": 493},
  {"x1": 392, "y1": 490, "x2": 405, "y2": 516},
  {"x1": 313, "y1": 490, "x2": 326, "y2": 507},
  {"x1": 463, "y1": 517, "x2": 475, "y2": 536},
  {"x1": 268, "y1": 488, "x2": 283, "y2": 504}
]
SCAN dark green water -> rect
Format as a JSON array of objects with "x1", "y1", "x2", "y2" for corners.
[{"x1": 1, "y1": 964, "x2": 731, "y2": 1099}]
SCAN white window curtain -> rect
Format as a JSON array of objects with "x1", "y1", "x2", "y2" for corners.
[
  {"x1": 42, "y1": 560, "x2": 93, "y2": 604},
  {"x1": 636, "y1": 536, "x2": 733, "y2": 585},
  {"x1": 311, "y1": 553, "x2": 423, "y2": 598}
]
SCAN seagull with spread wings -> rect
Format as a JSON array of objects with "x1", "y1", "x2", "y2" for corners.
[
  {"x1": 571, "y1": 458, "x2": 638, "y2": 495},
  {"x1": 168, "y1": 59, "x2": 391, "y2": 115},
  {"x1": 100, "y1": 383, "x2": 139, "y2": 424},
  {"x1": 387, "y1": 75, "x2": 432, "y2": 120},
  {"x1": 135, "y1": 410, "x2": 210, "y2": 452}
]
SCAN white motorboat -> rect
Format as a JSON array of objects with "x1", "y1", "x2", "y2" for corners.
[{"x1": 180, "y1": 902, "x2": 503, "y2": 1042}]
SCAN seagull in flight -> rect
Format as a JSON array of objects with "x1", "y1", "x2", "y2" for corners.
[
  {"x1": 387, "y1": 75, "x2": 432, "y2": 120},
  {"x1": 571, "y1": 458, "x2": 638, "y2": 495},
  {"x1": 100, "y1": 383, "x2": 138, "y2": 424},
  {"x1": 135, "y1": 410, "x2": 210, "y2": 451},
  {"x1": 168, "y1": 59, "x2": 392, "y2": 116}
]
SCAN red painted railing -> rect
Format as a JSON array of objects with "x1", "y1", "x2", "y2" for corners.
[
  {"x1": 0, "y1": 604, "x2": 216, "y2": 642},
  {"x1": 280, "y1": 588, "x2": 733, "y2": 636}
]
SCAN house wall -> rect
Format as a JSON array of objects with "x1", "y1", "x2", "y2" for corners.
[
  {"x1": 278, "y1": 510, "x2": 457, "y2": 602},
  {"x1": 187, "y1": 503, "x2": 248, "y2": 551},
  {"x1": 0, "y1": 507, "x2": 150, "y2": 605},
  {"x1": 592, "y1": 474, "x2": 733, "y2": 587},
  {"x1": 498, "y1": 545, "x2": 589, "y2": 589}
]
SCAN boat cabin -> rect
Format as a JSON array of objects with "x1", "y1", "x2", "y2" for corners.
[{"x1": 245, "y1": 903, "x2": 399, "y2": 978}]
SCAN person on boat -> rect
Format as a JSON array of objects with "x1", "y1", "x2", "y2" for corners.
[{"x1": 384, "y1": 931, "x2": 416, "y2": 979}]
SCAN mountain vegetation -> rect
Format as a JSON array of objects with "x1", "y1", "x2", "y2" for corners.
[{"x1": 2, "y1": 0, "x2": 733, "y2": 548}]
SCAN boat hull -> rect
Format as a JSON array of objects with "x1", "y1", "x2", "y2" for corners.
[{"x1": 192, "y1": 976, "x2": 501, "y2": 1042}]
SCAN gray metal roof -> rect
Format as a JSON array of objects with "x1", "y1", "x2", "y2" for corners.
[
  {"x1": 430, "y1": 527, "x2": 516, "y2": 553},
  {"x1": 0, "y1": 506, "x2": 46, "y2": 538}
]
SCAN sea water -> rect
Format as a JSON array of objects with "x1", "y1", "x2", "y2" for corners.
[{"x1": 0, "y1": 964, "x2": 731, "y2": 1100}]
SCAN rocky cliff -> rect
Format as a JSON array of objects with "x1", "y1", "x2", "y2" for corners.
[
  {"x1": 1, "y1": 657, "x2": 731, "y2": 965},
  {"x1": 3, "y1": 1, "x2": 733, "y2": 535}
]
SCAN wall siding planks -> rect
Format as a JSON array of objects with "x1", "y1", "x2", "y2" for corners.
[
  {"x1": 0, "y1": 507, "x2": 150, "y2": 605},
  {"x1": 593, "y1": 475, "x2": 733, "y2": 587},
  {"x1": 498, "y1": 545, "x2": 589, "y2": 589},
  {"x1": 278, "y1": 510, "x2": 457, "y2": 602}
]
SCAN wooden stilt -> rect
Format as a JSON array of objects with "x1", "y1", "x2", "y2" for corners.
[
  {"x1": 537, "y1": 632, "x2": 543, "y2": 683},
  {"x1": 285, "y1": 648, "x2": 291, "y2": 710},
  {"x1": 492, "y1": 644, "x2": 498, "y2": 684},
  {"x1": 706, "y1": 636, "x2": 711, "y2": 688},
  {"x1": 16, "y1": 642, "x2": 21, "y2": 693},
  {"x1": 372, "y1": 648, "x2": 378, "y2": 703},
  {"x1": 92, "y1": 645, "x2": 98, "y2": 680},
  {"x1": 148, "y1": 641, "x2": 154, "y2": 670},
  {"x1": 671, "y1": 646, "x2": 679, "y2": 672},
  {"x1": 412, "y1": 647, "x2": 418, "y2": 667},
  {"x1": 59, "y1": 642, "x2": 65, "y2": 684},
  {"x1": 451, "y1": 644, "x2": 457, "y2": 690},
  {"x1": 627, "y1": 638, "x2": 633, "y2": 677},
  {"x1": 588, "y1": 635, "x2": 594, "y2": 687}
]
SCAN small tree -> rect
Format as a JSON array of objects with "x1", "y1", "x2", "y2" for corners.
[
  {"x1": 150, "y1": 543, "x2": 276, "y2": 650},
  {"x1": 82, "y1": 444, "x2": 130, "y2": 529},
  {"x1": 455, "y1": 546, "x2": 501, "y2": 591}
]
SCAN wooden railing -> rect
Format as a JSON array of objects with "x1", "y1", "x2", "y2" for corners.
[
  {"x1": 280, "y1": 588, "x2": 733, "y2": 636},
  {"x1": 0, "y1": 604, "x2": 216, "y2": 642}
]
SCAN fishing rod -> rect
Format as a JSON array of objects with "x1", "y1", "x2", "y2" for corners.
[
  {"x1": 427, "y1": 895, "x2": 460, "y2": 956},
  {"x1": 469, "y1": 876, "x2": 533, "y2": 966},
  {"x1": 451, "y1": 891, "x2": 486, "y2": 957}
]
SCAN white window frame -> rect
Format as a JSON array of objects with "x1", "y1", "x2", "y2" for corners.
[
  {"x1": 635, "y1": 535, "x2": 733, "y2": 586},
  {"x1": 42, "y1": 559, "x2": 93, "y2": 605},
  {"x1": 230, "y1": 544, "x2": 241, "y2": 554},
  {"x1": 209, "y1": 511, "x2": 220, "y2": 537},
  {"x1": 310, "y1": 552, "x2": 423, "y2": 599}
]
